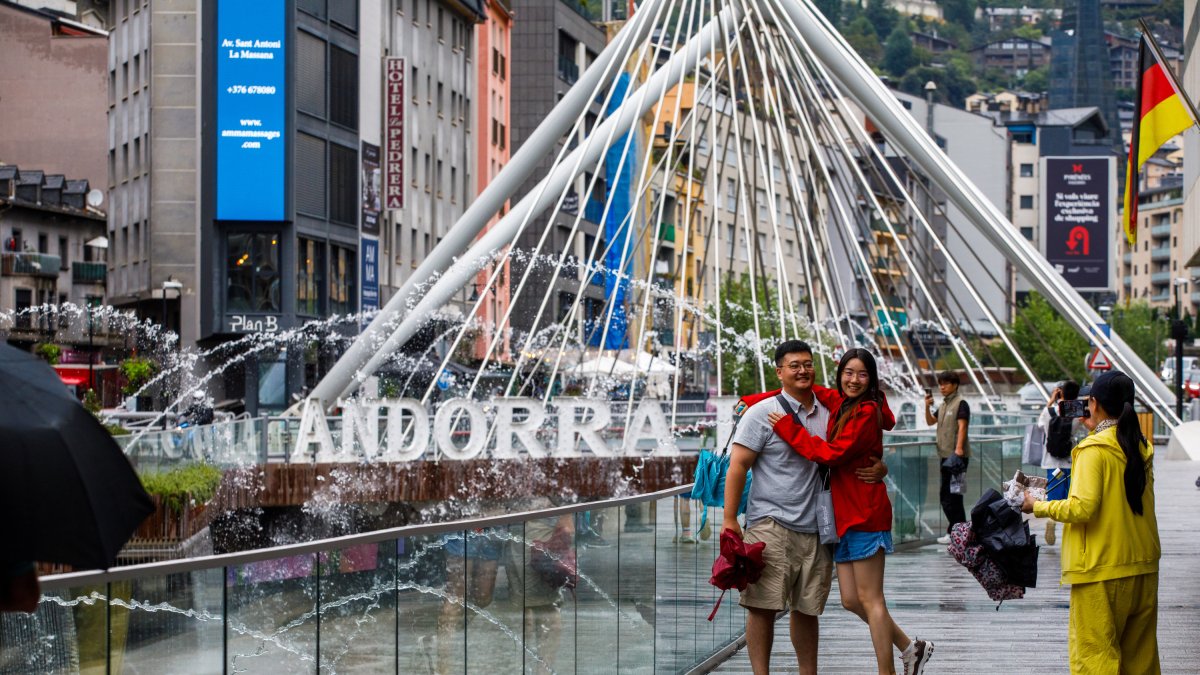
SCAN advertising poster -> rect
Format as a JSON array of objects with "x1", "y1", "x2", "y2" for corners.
[
  {"x1": 384, "y1": 58, "x2": 405, "y2": 209},
  {"x1": 1042, "y1": 157, "x2": 1113, "y2": 290},
  {"x1": 361, "y1": 237, "x2": 379, "y2": 312},
  {"x1": 361, "y1": 142, "x2": 381, "y2": 235},
  {"x1": 215, "y1": 0, "x2": 286, "y2": 221}
]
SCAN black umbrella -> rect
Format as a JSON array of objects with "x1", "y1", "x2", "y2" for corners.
[{"x1": 0, "y1": 343, "x2": 154, "y2": 569}]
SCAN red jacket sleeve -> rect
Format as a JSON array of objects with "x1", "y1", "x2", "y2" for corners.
[
  {"x1": 811, "y1": 384, "x2": 843, "y2": 411},
  {"x1": 878, "y1": 391, "x2": 896, "y2": 431},
  {"x1": 773, "y1": 401, "x2": 883, "y2": 466}
]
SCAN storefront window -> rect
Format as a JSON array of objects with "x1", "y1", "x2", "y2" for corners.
[
  {"x1": 329, "y1": 244, "x2": 357, "y2": 315},
  {"x1": 226, "y1": 233, "x2": 281, "y2": 312},
  {"x1": 297, "y1": 237, "x2": 326, "y2": 316}
]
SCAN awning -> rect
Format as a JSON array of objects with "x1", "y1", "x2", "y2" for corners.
[{"x1": 58, "y1": 371, "x2": 89, "y2": 386}]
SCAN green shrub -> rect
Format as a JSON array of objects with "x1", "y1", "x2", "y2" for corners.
[
  {"x1": 83, "y1": 388, "x2": 101, "y2": 413},
  {"x1": 120, "y1": 357, "x2": 156, "y2": 395},
  {"x1": 105, "y1": 423, "x2": 130, "y2": 436},
  {"x1": 34, "y1": 342, "x2": 61, "y2": 365},
  {"x1": 140, "y1": 463, "x2": 222, "y2": 514}
]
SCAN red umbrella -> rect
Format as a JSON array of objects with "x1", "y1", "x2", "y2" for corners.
[{"x1": 707, "y1": 528, "x2": 766, "y2": 620}]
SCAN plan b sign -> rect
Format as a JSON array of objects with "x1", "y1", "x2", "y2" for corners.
[
  {"x1": 1041, "y1": 157, "x2": 1115, "y2": 291},
  {"x1": 215, "y1": 0, "x2": 286, "y2": 221}
]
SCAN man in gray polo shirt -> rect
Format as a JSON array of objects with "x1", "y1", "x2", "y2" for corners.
[{"x1": 722, "y1": 339, "x2": 885, "y2": 675}]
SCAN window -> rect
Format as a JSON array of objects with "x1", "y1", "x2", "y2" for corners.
[
  {"x1": 297, "y1": 237, "x2": 326, "y2": 315},
  {"x1": 296, "y1": 134, "x2": 327, "y2": 216},
  {"x1": 330, "y1": 245, "x2": 357, "y2": 315},
  {"x1": 58, "y1": 236, "x2": 69, "y2": 269},
  {"x1": 1020, "y1": 226, "x2": 1034, "y2": 241},
  {"x1": 726, "y1": 179, "x2": 737, "y2": 212},
  {"x1": 1011, "y1": 130, "x2": 1034, "y2": 144},
  {"x1": 329, "y1": 143, "x2": 357, "y2": 225},
  {"x1": 329, "y1": 45, "x2": 358, "y2": 129},
  {"x1": 297, "y1": 31, "x2": 327, "y2": 117},
  {"x1": 38, "y1": 233, "x2": 48, "y2": 253},
  {"x1": 1019, "y1": 163, "x2": 1034, "y2": 177},
  {"x1": 226, "y1": 233, "x2": 281, "y2": 313},
  {"x1": 1019, "y1": 195, "x2": 1034, "y2": 209}
]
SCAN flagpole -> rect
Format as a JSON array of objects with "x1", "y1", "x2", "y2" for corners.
[{"x1": 1138, "y1": 19, "x2": 1200, "y2": 131}]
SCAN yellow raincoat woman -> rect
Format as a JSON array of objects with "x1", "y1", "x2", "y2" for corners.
[{"x1": 1022, "y1": 371, "x2": 1160, "y2": 675}]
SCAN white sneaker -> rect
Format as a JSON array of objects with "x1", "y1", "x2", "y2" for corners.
[
  {"x1": 902, "y1": 639, "x2": 934, "y2": 675},
  {"x1": 936, "y1": 534, "x2": 951, "y2": 545}
]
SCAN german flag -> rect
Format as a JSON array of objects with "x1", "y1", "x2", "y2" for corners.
[{"x1": 1123, "y1": 34, "x2": 1196, "y2": 245}]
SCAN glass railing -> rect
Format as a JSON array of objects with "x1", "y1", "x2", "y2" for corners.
[
  {"x1": 886, "y1": 435, "x2": 1031, "y2": 544},
  {"x1": 5, "y1": 431, "x2": 1041, "y2": 672},
  {"x1": 3, "y1": 486, "x2": 746, "y2": 674}
]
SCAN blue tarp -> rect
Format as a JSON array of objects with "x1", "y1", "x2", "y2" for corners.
[{"x1": 590, "y1": 72, "x2": 635, "y2": 349}]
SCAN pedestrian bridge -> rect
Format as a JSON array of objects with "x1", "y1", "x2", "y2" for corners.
[{"x1": 7, "y1": 436, "x2": 1196, "y2": 673}]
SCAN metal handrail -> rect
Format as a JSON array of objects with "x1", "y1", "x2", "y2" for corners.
[{"x1": 40, "y1": 484, "x2": 694, "y2": 591}]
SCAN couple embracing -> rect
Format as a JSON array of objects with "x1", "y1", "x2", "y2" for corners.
[{"x1": 721, "y1": 340, "x2": 933, "y2": 675}]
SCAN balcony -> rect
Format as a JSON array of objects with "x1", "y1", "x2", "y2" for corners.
[
  {"x1": 1151, "y1": 293, "x2": 1171, "y2": 303},
  {"x1": 1151, "y1": 247, "x2": 1171, "y2": 262},
  {"x1": 1123, "y1": 252, "x2": 1133, "y2": 264},
  {"x1": 1151, "y1": 271, "x2": 1173, "y2": 284},
  {"x1": 870, "y1": 218, "x2": 907, "y2": 237},
  {"x1": 658, "y1": 222, "x2": 675, "y2": 244},
  {"x1": 72, "y1": 261, "x2": 107, "y2": 284},
  {"x1": 2, "y1": 252, "x2": 61, "y2": 278},
  {"x1": 1192, "y1": 292, "x2": 1200, "y2": 305},
  {"x1": 1150, "y1": 223, "x2": 1172, "y2": 238},
  {"x1": 1123, "y1": 276, "x2": 1131, "y2": 287}
]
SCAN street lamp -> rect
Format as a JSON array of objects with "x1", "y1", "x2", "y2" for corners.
[
  {"x1": 1173, "y1": 277, "x2": 1189, "y2": 418},
  {"x1": 162, "y1": 277, "x2": 183, "y2": 346}
]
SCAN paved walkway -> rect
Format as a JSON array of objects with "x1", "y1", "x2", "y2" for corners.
[{"x1": 713, "y1": 459, "x2": 1200, "y2": 674}]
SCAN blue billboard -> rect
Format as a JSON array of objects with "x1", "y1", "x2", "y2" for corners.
[
  {"x1": 361, "y1": 237, "x2": 379, "y2": 312},
  {"x1": 215, "y1": 0, "x2": 286, "y2": 221}
]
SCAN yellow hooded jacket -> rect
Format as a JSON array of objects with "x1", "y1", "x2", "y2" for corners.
[{"x1": 1032, "y1": 426, "x2": 1160, "y2": 585}]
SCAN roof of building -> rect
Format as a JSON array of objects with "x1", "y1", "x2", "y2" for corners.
[
  {"x1": 0, "y1": 0, "x2": 107, "y2": 36},
  {"x1": 0, "y1": 163, "x2": 103, "y2": 219},
  {"x1": 969, "y1": 35, "x2": 1051, "y2": 52}
]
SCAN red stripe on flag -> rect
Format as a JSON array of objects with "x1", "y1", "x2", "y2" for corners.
[{"x1": 1140, "y1": 63, "x2": 1180, "y2": 115}]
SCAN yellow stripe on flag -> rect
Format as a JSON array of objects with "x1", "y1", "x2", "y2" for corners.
[{"x1": 1136, "y1": 95, "x2": 1192, "y2": 167}]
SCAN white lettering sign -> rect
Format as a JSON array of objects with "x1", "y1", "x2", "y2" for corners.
[{"x1": 288, "y1": 396, "x2": 694, "y2": 462}]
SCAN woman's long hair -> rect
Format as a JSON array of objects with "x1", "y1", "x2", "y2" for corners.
[
  {"x1": 831, "y1": 348, "x2": 881, "y2": 440},
  {"x1": 1097, "y1": 373, "x2": 1148, "y2": 514}
]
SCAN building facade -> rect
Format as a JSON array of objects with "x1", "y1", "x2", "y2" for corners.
[
  {"x1": 968, "y1": 37, "x2": 1051, "y2": 80},
  {"x1": 472, "y1": 0, "x2": 513, "y2": 361},
  {"x1": 0, "y1": 1, "x2": 107, "y2": 204},
  {"x1": 1118, "y1": 181, "x2": 1195, "y2": 312}
]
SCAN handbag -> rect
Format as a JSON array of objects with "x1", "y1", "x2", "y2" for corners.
[
  {"x1": 774, "y1": 394, "x2": 839, "y2": 545},
  {"x1": 530, "y1": 528, "x2": 577, "y2": 590},
  {"x1": 1022, "y1": 423, "x2": 1045, "y2": 465}
]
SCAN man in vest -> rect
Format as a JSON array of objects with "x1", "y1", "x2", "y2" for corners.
[{"x1": 924, "y1": 371, "x2": 971, "y2": 545}]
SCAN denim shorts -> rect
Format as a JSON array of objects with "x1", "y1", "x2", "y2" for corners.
[{"x1": 833, "y1": 529, "x2": 894, "y2": 563}]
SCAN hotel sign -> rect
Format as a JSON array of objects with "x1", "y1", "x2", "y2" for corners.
[{"x1": 384, "y1": 57, "x2": 405, "y2": 209}]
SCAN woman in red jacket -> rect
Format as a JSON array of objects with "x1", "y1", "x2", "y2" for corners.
[{"x1": 767, "y1": 349, "x2": 933, "y2": 675}]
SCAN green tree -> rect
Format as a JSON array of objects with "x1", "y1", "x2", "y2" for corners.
[
  {"x1": 1022, "y1": 66, "x2": 1050, "y2": 94},
  {"x1": 1009, "y1": 292, "x2": 1091, "y2": 382},
  {"x1": 884, "y1": 26, "x2": 916, "y2": 77},
  {"x1": 811, "y1": 0, "x2": 841, "y2": 27},
  {"x1": 899, "y1": 62, "x2": 978, "y2": 107},
  {"x1": 1110, "y1": 302, "x2": 1168, "y2": 373},
  {"x1": 942, "y1": 0, "x2": 975, "y2": 30},
  {"x1": 1012, "y1": 24, "x2": 1044, "y2": 41},
  {"x1": 864, "y1": 0, "x2": 898, "y2": 42},
  {"x1": 844, "y1": 16, "x2": 884, "y2": 65}
]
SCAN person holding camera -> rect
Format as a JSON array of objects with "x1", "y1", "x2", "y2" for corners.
[
  {"x1": 924, "y1": 371, "x2": 970, "y2": 545},
  {"x1": 1037, "y1": 381, "x2": 1083, "y2": 545},
  {"x1": 1021, "y1": 371, "x2": 1161, "y2": 674}
]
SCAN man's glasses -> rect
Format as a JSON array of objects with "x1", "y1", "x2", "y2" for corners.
[{"x1": 781, "y1": 362, "x2": 815, "y2": 372}]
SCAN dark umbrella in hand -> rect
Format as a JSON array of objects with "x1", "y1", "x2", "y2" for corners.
[
  {"x1": 0, "y1": 343, "x2": 153, "y2": 569},
  {"x1": 707, "y1": 528, "x2": 766, "y2": 620}
]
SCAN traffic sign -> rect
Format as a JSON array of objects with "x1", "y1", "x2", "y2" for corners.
[
  {"x1": 1087, "y1": 349, "x2": 1113, "y2": 371},
  {"x1": 437, "y1": 369, "x2": 455, "y2": 391}
]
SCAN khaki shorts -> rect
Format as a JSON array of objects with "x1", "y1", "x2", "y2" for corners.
[{"x1": 738, "y1": 518, "x2": 833, "y2": 615}]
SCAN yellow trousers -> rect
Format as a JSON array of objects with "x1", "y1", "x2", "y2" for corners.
[{"x1": 1069, "y1": 572, "x2": 1160, "y2": 675}]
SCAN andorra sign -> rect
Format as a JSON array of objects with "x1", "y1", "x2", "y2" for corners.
[{"x1": 292, "y1": 396, "x2": 737, "y2": 463}]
